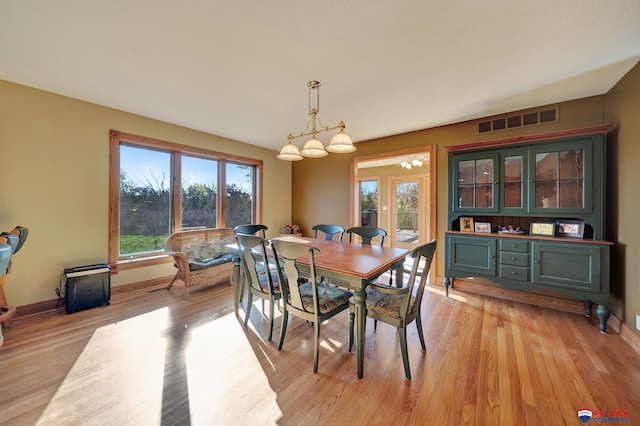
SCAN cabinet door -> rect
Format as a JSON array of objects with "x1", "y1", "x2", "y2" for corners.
[
  {"x1": 501, "y1": 151, "x2": 528, "y2": 214},
  {"x1": 532, "y1": 242, "x2": 601, "y2": 293},
  {"x1": 447, "y1": 235, "x2": 496, "y2": 276},
  {"x1": 452, "y1": 152, "x2": 499, "y2": 213},
  {"x1": 527, "y1": 141, "x2": 592, "y2": 214}
]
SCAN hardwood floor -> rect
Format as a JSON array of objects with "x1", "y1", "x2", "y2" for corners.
[{"x1": 1, "y1": 280, "x2": 638, "y2": 425}]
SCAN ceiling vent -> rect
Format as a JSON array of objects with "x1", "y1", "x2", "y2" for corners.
[{"x1": 478, "y1": 106, "x2": 559, "y2": 134}]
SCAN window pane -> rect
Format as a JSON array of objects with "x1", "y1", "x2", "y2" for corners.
[
  {"x1": 182, "y1": 155, "x2": 218, "y2": 230},
  {"x1": 119, "y1": 145, "x2": 171, "y2": 256},
  {"x1": 225, "y1": 162, "x2": 255, "y2": 228},
  {"x1": 360, "y1": 180, "x2": 378, "y2": 227}
]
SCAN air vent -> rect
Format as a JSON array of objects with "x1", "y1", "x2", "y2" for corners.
[{"x1": 478, "y1": 107, "x2": 558, "y2": 134}]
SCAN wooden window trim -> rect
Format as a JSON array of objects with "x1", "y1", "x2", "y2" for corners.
[{"x1": 108, "y1": 130, "x2": 263, "y2": 272}]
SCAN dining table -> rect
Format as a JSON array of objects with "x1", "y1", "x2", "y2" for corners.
[{"x1": 272, "y1": 235, "x2": 410, "y2": 379}]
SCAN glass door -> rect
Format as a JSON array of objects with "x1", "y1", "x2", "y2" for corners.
[{"x1": 390, "y1": 175, "x2": 429, "y2": 249}]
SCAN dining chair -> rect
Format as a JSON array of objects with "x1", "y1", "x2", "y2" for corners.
[
  {"x1": 346, "y1": 226, "x2": 387, "y2": 246},
  {"x1": 312, "y1": 224, "x2": 345, "y2": 242},
  {"x1": 271, "y1": 239, "x2": 353, "y2": 373},
  {"x1": 348, "y1": 239, "x2": 436, "y2": 379},
  {"x1": 235, "y1": 233, "x2": 282, "y2": 342},
  {"x1": 346, "y1": 226, "x2": 399, "y2": 284},
  {"x1": 234, "y1": 224, "x2": 268, "y2": 238}
]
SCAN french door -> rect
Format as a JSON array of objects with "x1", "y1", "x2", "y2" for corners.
[{"x1": 390, "y1": 175, "x2": 430, "y2": 249}]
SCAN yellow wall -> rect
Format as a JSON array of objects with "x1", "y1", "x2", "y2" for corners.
[
  {"x1": 0, "y1": 80, "x2": 291, "y2": 307},
  {"x1": 605, "y1": 61, "x2": 640, "y2": 330}
]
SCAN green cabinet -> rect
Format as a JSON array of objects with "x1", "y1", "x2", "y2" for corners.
[
  {"x1": 448, "y1": 130, "x2": 606, "y2": 239},
  {"x1": 444, "y1": 126, "x2": 612, "y2": 332}
]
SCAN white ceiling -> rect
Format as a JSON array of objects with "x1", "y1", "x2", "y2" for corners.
[{"x1": 2, "y1": 1, "x2": 639, "y2": 153}]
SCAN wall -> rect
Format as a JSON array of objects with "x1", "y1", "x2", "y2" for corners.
[
  {"x1": 0, "y1": 80, "x2": 291, "y2": 307},
  {"x1": 605, "y1": 61, "x2": 640, "y2": 334}
]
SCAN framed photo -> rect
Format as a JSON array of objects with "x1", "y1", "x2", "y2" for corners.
[
  {"x1": 474, "y1": 222, "x2": 491, "y2": 233},
  {"x1": 530, "y1": 222, "x2": 556, "y2": 237},
  {"x1": 459, "y1": 217, "x2": 474, "y2": 233},
  {"x1": 555, "y1": 219, "x2": 585, "y2": 238}
]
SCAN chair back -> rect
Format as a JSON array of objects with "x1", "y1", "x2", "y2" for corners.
[
  {"x1": 312, "y1": 224, "x2": 345, "y2": 242},
  {"x1": 270, "y1": 239, "x2": 320, "y2": 316},
  {"x1": 235, "y1": 233, "x2": 277, "y2": 296},
  {"x1": 402, "y1": 239, "x2": 437, "y2": 320},
  {"x1": 346, "y1": 226, "x2": 387, "y2": 246},
  {"x1": 234, "y1": 224, "x2": 268, "y2": 238}
]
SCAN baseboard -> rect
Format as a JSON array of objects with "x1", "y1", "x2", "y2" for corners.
[
  {"x1": 439, "y1": 275, "x2": 621, "y2": 334},
  {"x1": 15, "y1": 275, "x2": 175, "y2": 318},
  {"x1": 620, "y1": 322, "x2": 640, "y2": 356}
]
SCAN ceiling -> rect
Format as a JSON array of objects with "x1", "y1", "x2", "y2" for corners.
[{"x1": 2, "y1": 1, "x2": 640, "y2": 153}]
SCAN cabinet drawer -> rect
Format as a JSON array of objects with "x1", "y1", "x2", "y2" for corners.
[
  {"x1": 499, "y1": 239, "x2": 529, "y2": 253},
  {"x1": 500, "y1": 265, "x2": 529, "y2": 282},
  {"x1": 500, "y1": 251, "x2": 529, "y2": 267}
]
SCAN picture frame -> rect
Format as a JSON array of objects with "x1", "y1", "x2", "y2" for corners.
[
  {"x1": 474, "y1": 222, "x2": 491, "y2": 233},
  {"x1": 459, "y1": 217, "x2": 474, "y2": 233},
  {"x1": 555, "y1": 219, "x2": 585, "y2": 238},
  {"x1": 530, "y1": 222, "x2": 556, "y2": 237}
]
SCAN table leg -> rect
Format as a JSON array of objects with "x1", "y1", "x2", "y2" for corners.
[{"x1": 354, "y1": 288, "x2": 366, "y2": 379}]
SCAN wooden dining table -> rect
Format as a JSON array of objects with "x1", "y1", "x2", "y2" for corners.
[{"x1": 273, "y1": 235, "x2": 410, "y2": 379}]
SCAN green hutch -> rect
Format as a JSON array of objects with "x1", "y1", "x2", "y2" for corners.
[{"x1": 444, "y1": 125, "x2": 612, "y2": 332}]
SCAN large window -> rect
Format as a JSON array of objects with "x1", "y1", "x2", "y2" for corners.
[{"x1": 110, "y1": 131, "x2": 262, "y2": 270}]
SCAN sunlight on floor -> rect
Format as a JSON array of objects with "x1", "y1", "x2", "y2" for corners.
[
  {"x1": 186, "y1": 312, "x2": 281, "y2": 424},
  {"x1": 37, "y1": 308, "x2": 169, "y2": 425}
]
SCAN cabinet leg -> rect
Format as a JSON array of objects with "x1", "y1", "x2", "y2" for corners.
[
  {"x1": 443, "y1": 277, "x2": 450, "y2": 298},
  {"x1": 583, "y1": 299, "x2": 593, "y2": 318},
  {"x1": 596, "y1": 305, "x2": 610, "y2": 333}
]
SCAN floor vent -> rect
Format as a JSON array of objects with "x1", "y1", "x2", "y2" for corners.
[{"x1": 478, "y1": 106, "x2": 558, "y2": 134}]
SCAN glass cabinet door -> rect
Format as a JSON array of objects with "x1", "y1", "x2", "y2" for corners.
[
  {"x1": 454, "y1": 154, "x2": 498, "y2": 212},
  {"x1": 529, "y1": 144, "x2": 591, "y2": 213},
  {"x1": 503, "y1": 155, "x2": 524, "y2": 209}
]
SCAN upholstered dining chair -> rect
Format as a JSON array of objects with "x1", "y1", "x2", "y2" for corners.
[
  {"x1": 235, "y1": 233, "x2": 282, "y2": 342},
  {"x1": 271, "y1": 239, "x2": 353, "y2": 374},
  {"x1": 234, "y1": 224, "x2": 268, "y2": 238},
  {"x1": 348, "y1": 239, "x2": 436, "y2": 379},
  {"x1": 346, "y1": 226, "x2": 387, "y2": 246},
  {"x1": 312, "y1": 224, "x2": 345, "y2": 242}
]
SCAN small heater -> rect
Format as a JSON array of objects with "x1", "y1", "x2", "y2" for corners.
[{"x1": 63, "y1": 264, "x2": 111, "y2": 314}]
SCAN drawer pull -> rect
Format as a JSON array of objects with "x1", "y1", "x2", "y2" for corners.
[
  {"x1": 534, "y1": 260, "x2": 540, "y2": 264},
  {"x1": 511, "y1": 257, "x2": 516, "y2": 260},
  {"x1": 511, "y1": 271, "x2": 516, "y2": 275}
]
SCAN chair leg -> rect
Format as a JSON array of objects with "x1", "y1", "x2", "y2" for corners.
[
  {"x1": 399, "y1": 326, "x2": 411, "y2": 379},
  {"x1": 278, "y1": 310, "x2": 289, "y2": 350},
  {"x1": 244, "y1": 293, "x2": 254, "y2": 327},
  {"x1": 416, "y1": 314, "x2": 426, "y2": 351},
  {"x1": 348, "y1": 310, "x2": 354, "y2": 352},
  {"x1": 167, "y1": 274, "x2": 178, "y2": 290},
  {"x1": 267, "y1": 300, "x2": 275, "y2": 342},
  {"x1": 313, "y1": 321, "x2": 320, "y2": 374}
]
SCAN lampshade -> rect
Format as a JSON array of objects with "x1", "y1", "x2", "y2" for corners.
[
  {"x1": 277, "y1": 141, "x2": 303, "y2": 161},
  {"x1": 326, "y1": 128, "x2": 356, "y2": 153},
  {"x1": 300, "y1": 137, "x2": 328, "y2": 158}
]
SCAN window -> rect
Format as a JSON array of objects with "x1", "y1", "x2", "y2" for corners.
[
  {"x1": 359, "y1": 179, "x2": 379, "y2": 227},
  {"x1": 109, "y1": 131, "x2": 262, "y2": 270}
]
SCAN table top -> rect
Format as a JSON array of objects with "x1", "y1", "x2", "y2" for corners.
[{"x1": 272, "y1": 236, "x2": 409, "y2": 280}]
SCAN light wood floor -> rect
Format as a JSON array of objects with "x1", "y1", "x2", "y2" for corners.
[{"x1": 1, "y1": 280, "x2": 638, "y2": 425}]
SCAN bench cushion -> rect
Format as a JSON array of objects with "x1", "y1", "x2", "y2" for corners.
[{"x1": 188, "y1": 253, "x2": 234, "y2": 271}]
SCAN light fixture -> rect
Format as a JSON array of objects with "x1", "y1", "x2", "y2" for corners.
[
  {"x1": 277, "y1": 80, "x2": 356, "y2": 161},
  {"x1": 400, "y1": 157, "x2": 424, "y2": 169}
]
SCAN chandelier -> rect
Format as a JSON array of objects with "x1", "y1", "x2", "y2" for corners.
[
  {"x1": 400, "y1": 158, "x2": 424, "y2": 169},
  {"x1": 277, "y1": 80, "x2": 356, "y2": 161}
]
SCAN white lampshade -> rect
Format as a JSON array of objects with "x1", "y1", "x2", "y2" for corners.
[
  {"x1": 277, "y1": 141, "x2": 303, "y2": 161},
  {"x1": 300, "y1": 137, "x2": 328, "y2": 158},
  {"x1": 326, "y1": 130, "x2": 356, "y2": 153}
]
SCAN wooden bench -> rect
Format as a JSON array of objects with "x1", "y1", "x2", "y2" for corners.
[{"x1": 164, "y1": 228, "x2": 236, "y2": 299}]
